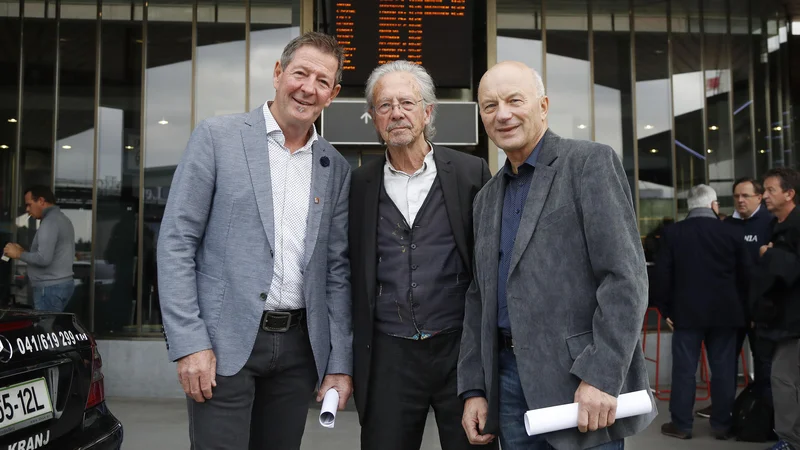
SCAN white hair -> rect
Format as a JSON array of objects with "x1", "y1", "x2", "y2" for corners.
[
  {"x1": 531, "y1": 68, "x2": 546, "y2": 99},
  {"x1": 687, "y1": 184, "x2": 718, "y2": 210},
  {"x1": 365, "y1": 60, "x2": 437, "y2": 140}
]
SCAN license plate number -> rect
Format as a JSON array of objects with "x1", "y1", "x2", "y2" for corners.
[{"x1": 0, "y1": 378, "x2": 53, "y2": 436}]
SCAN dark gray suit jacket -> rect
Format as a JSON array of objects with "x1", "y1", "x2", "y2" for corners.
[{"x1": 458, "y1": 130, "x2": 656, "y2": 449}]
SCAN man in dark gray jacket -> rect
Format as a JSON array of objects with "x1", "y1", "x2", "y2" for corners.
[{"x1": 3, "y1": 185, "x2": 75, "y2": 311}]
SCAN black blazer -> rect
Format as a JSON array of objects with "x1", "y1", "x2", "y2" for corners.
[
  {"x1": 654, "y1": 213, "x2": 751, "y2": 328},
  {"x1": 348, "y1": 144, "x2": 491, "y2": 423}
]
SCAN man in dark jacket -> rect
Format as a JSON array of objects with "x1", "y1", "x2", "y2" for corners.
[
  {"x1": 696, "y1": 178, "x2": 775, "y2": 418},
  {"x1": 752, "y1": 168, "x2": 800, "y2": 450},
  {"x1": 349, "y1": 60, "x2": 494, "y2": 450},
  {"x1": 655, "y1": 184, "x2": 751, "y2": 440}
]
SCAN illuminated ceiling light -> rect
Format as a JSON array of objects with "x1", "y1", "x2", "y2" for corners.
[
  {"x1": 707, "y1": 148, "x2": 713, "y2": 153},
  {"x1": 773, "y1": 126, "x2": 782, "y2": 131},
  {"x1": 709, "y1": 125, "x2": 718, "y2": 131},
  {"x1": 760, "y1": 149, "x2": 766, "y2": 154},
  {"x1": 8, "y1": 118, "x2": 17, "y2": 123},
  {"x1": 125, "y1": 145, "x2": 134, "y2": 150},
  {"x1": 644, "y1": 124, "x2": 654, "y2": 130},
  {"x1": 577, "y1": 124, "x2": 586, "y2": 129},
  {"x1": 62, "y1": 145, "x2": 72, "y2": 149},
  {"x1": 650, "y1": 148, "x2": 658, "y2": 153},
  {"x1": 0, "y1": 145, "x2": 8, "y2": 149},
  {"x1": 158, "y1": 119, "x2": 169, "y2": 125}
]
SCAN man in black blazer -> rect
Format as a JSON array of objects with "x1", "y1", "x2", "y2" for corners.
[
  {"x1": 654, "y1": 184, "x2": 751, "y2": 440},
  {"x1": 349, "y1": 60, "x2": 492, "y2": 450}
]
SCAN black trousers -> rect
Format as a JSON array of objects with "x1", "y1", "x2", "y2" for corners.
[
  {"x1": 361, "y1": 331, "x2": 493, "y2": 450},
  {"x1": 187, "y1": 324, "x2": 318, "y2": 450},
  {"x1": 736, "y1": 327, "x2": 774, "y2": 405}
]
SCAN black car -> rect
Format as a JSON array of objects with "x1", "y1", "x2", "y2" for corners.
[{"x1": 0, "y1": 309, "x2": 122, "y2": 450}]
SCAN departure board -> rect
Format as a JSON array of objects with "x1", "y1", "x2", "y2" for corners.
[{"x1": 333, "y1": 0, "x2": 473, "y2": 88}]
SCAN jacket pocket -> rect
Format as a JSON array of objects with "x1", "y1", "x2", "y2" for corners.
[
  {"x1": 196, "y1": 271, "x2": 227, "y2": 340},
  {"x1": 566, "y1": 330, "x2": 594, "y2": 360},
  {"x1": 537, "y1": 205, "x2": 574, "y2": 232}
]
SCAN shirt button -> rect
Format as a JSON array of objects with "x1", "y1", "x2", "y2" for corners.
[
  {"x1": 411, "y1": 264, "x2": 418, "y2": 270},
  {"x1": 260, "y1": 292, "x2": 267, "y2": 300},
  {"x1": 411, "y1": 282, "x2": 418, "y2": 288},
  {"x1": 515, "y1": 209, "x2": 521, "y2": 214},
  {"x1": 410, "y1": 244, "x2": 417, "y2": 249}
]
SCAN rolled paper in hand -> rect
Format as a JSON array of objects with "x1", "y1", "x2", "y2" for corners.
[{"x1": 524, "y1": 390, "x2": 653, "y2": 436}]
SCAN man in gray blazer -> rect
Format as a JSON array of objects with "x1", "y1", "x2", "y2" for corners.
[
  {"x1": 157, "y1": 32, "x2": 352, "y2": 450},
  {"x1": 458, "y1": 61, "x2": 656, "y2": 449}
]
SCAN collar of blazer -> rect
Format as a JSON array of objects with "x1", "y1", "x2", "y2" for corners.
[
  {"x1": 241, "y1": 105, "x2": 334, "y2": 268},
  {"x1": 486, "y1": 128, "x2": 561, "y2": 275}
]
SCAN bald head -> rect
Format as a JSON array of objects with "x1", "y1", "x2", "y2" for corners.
[
  {"x1": 479, "y1": 61, "x2": 545, "y2": 100},
  {"x1": 478, "y1": 61, "x2": 549, "y2": 163}
]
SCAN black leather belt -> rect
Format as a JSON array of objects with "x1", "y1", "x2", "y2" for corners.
[
  {"x1": 261, "y1": 309, "x2": 306, "y2": 332},
  {"x1": 499, "y1": 332, "x2": 515, "y2": 350}
]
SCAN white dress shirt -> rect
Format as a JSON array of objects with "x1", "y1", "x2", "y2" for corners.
[
  {"x1": 263, "y1": 102, "x2": 317, "y2": 310},
  {"x1": 383, "y1": 144, "x2": 437, "y2": 226}
]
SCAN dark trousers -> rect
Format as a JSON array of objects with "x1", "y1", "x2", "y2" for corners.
[
  {"x1": 670, "y1": 328, "x2": 738, "y2": 433},
  {"x1": 187, "y1": 324, "x2": 318, "y2": 450},
  {"x1": 771, "y1": 338, "x2": 800, "y2": 448},
  {"x1": 361, "y1": 331, "x2": 488, "y2": 450},
  {"x1": 736, "y1": 327, "x2": 774, "y2": 405}
]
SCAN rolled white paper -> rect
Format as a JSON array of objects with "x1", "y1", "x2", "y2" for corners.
[
  {"x1": 319, "y1": 389, "x2": 340, "y2": 428},
  {"x1": 0, "y1": 255, "x2": 8, "y2": 262},
  {"x1": 524, "y1": 389, "x2": 653, "y2": 436}
]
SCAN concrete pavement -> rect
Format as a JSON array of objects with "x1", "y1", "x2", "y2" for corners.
[{"x1": 106, "y1": 397, "x2": 772, "y2": 450}]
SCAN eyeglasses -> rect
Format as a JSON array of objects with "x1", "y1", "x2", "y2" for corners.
[{"x1": 373, "y1": 99, "x2": 423, "y2": 115}]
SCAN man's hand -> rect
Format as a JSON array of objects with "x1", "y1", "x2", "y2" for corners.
[
  {"x1": 177, "y1": 349, "x2": 217, "y2": 403},
  {"x1": 462, "y1": 397, "x2": 495, "y2": 445},
  {"x1": 574, "y1": 381, "x2": 617, "y2": 433},
  {"x1": 759, "y1": 242, "x2": 773, "y2": 257},
  {"x1": 316, "y1": 374, "x2": 352, "y2": 411},
  {"x1": 666, "y1": 317, "x2": 674, "y2": 331},
  {"x1": 3, "y1": 243, "x2": 23, "y2": 259}
]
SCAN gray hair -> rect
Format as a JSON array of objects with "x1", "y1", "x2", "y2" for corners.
[
  {"x1": 365, "y1": 60, "x2": 437, "y2": 140},
  {"x1": 531, "y1": 68, "x2": 546, "y2": 99},
  {"x1": 280, "y1": 32, "x2": 344, "y2": 84},
  {"x1": 687, "y1": 184, "x2": 718, "y2": 210}
]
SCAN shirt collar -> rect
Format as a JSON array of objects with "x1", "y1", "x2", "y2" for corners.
[
  {"x1": 385, "y1": 142, "x2": 435, "y2": 176},
  {"x1": 262, "y1": 101, "x2": 318, "y2": 151},
  {"x1": 503, "y1": 138, "x2": 544, "y2": 177},
  {"x1": 732, "y1": 204, "x2": 761, "y2": 220}
]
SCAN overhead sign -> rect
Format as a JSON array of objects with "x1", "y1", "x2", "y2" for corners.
[{"x1": 320, "y1": 100, "x2": 478, "y2": 146}]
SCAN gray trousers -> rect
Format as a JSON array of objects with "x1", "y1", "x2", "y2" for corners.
[
  {"x1": 187, "y1": 324, "x2": 318, "y2": 450},
  {"x1": 772, "y1": 338, "x2": 800, "y2": 448}
]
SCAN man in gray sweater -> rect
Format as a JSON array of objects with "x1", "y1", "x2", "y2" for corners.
[{"x1": 4, "y1": 186, "x2": 75, "y2": 311}]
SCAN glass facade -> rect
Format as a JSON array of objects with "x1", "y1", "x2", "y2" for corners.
[{"x1": 0, "y1": 0, "x2": 795, "y2": 337}]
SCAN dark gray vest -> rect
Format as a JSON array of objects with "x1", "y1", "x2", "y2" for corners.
[{"x1": 375, "y1": 177, "x2": 469, "y2": 338}]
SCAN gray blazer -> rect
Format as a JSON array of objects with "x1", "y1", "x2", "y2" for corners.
[
  {"x1": 157, "y1": 106, "x2": 352, "y2": 384},
  {"x1": 458, "y1": 130, "x2": 656, "y2": 449}
]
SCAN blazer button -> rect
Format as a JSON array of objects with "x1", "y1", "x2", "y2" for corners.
[
  {"x1": 411, "y1": 282, "x2": 418, "y2": 288},
  {"x1": 410, "y1": 244, "x2": 417, "y2": 249},
  {"x1": 260, "y1": 292, "x2": 267, "y2": 300},
  {"x1": 366, "y1": 344, "x2": 370, "y2": 350}
]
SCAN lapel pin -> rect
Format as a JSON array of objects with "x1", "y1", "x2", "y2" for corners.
[
  {"x1": 314, "y1": 197, "x2": 320, "y2": 204},
  {"x1": 320, "y1": 156, "x2": 330, "y2": 167}
]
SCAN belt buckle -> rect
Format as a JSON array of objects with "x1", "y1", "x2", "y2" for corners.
[{"x1": 263, "y1": 311, "x2": 292, "y2": 332}]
